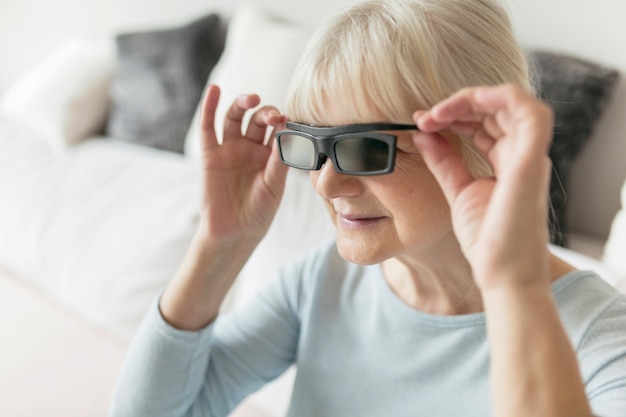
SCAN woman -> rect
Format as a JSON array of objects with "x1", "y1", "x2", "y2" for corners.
[{"x1": 111, "y1": 0, "x2": 626, "y2": 416}]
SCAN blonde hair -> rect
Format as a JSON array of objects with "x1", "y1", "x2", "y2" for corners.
[{"x1": 286, "y1": 0, "x2": 533, "y2": 176}]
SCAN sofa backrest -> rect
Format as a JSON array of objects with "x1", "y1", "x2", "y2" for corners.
[{"x1": 1, "y1": 0, "x2": 624, "y2": 241}]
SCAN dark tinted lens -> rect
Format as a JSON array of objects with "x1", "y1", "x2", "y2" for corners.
[
  {"x1": 334, "y1": 137, "x2": 390, "y2": 172},
  {"x1": 278, "y1": 134, "x2": 316, "y2": 168}
]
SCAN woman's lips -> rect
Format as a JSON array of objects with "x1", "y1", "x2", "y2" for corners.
[{"x1": 337, "y1": 213, "x2": 386, "y2": 229}]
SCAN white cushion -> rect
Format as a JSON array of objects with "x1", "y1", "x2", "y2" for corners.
[
  {"x1": 184, "y1": 4, "x2": 311, "y2": 156},
  {"x1": 0, "y1": 120, "x2": 201, "y2": 340},
  {"x1": 1, "y1": 39, "x2": 114, "y2": 149},
  {"x1": 603, "y1": 180, "x2": 626, "y2": 291}
]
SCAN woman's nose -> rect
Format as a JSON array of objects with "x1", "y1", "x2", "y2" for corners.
[{"x1": 310, "y1": 160, "x2": 364, "y2": 199}]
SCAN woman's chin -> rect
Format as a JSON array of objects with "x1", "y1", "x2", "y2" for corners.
[{"x1": 335, "y1": 235, "x2": 390, "y2": 265}]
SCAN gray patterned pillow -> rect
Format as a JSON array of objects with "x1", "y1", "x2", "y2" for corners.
[
  {"x1": 529, "y1": 50, "x2": 620, "y2": 246},
  {"x1": 106, "y1": 14, "x2": 226, "y2": 153}
]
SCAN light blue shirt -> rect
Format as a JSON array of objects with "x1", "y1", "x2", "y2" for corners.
[{"x1": 110, "y1": 240, "x2": 626, "y2": 417}]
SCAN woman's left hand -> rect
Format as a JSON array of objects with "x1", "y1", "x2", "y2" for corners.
[
  {"x1": 415, "y1": 85, "x2": 594, "y2": 417},
  {"x1": 413, "y1": 84, "x2": 554, "y2": 292}
]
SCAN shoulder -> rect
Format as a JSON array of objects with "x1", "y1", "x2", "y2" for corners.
[
  {"x1": 268, "y1": 239, "x2": 375, "y2": 320},
  {"x1": 217, "y1": 240, "x2": 349, "y2": 340},
  {"x1": 275, "y1": 238, "x2": 345, "y2": 289},
  {"x1": 276, "y1": 238, "x2": 356, "y2": 302},
  {"x1": 553, "y1": 271, "x2": 626, "y2": 348},
  {"x1": 282, "y1": 238, "x2": 346, "y2": 276},
  {"x1": 553, "y1": 271, "x2": 626, "y2": 397},
  {"x1": 247, "y1": 239, "x2": 344, "y2": 312}
]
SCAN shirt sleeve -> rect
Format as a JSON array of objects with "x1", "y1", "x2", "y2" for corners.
[
  {"x1": 579, "y1": 294, "x2": 626, "y2": 417},
  {"x1": 109, "y1": 265, "x2": 303, "y2": 417}
]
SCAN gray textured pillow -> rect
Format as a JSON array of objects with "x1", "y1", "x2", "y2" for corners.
[
  {"x1": 106, "y1": 14, "x2": 226, "y2": 153},
  {"x1": 529, "y1": 50, "x2": 620, "y2": 246}
]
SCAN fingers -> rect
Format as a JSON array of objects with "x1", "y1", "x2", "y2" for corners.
[
  {"x1": 223, "y1": 94, "x2": 287, "y2": 144},
  {"x1": 413, "y1": 113, "x2": 497, "y2": 166},
  {"x1": 264, "y1": 141, "x2": 290, "y2": 196},
  {"x1": 201, "y1": 87, "x2": 286, "y2": 147},
  {"x1": 412, "y1": 131, "x2": 475, "y2": 206},
  {"x1": 222, "y1": 94, "x2": 261, "y2": 141},
  {"x1": 415, "y1": 85, "x2": 554, "y2": 180},
  {"x1": 245, "y1": 106, "x2": 287, "y2": 143},
  {"x1": 200, "y1": 84, "x2": 221, "y2": 150},
  {"x1": 416, "y1": 85, "x2": 552, "y2": 153},
  {"x1": 415, "y1": 89, "x2": 497, "y2": 135}
]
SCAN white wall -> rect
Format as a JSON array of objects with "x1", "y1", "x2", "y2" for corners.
[
  {"x1": 0, "y1": 0, "x2": 358, "y2": 94},
  {"x1": 1, "y1": 0, "x2": 624, "y2": 240}
]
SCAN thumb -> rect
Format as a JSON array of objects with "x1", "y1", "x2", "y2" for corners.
[
  {"x1": 412, "y1": 131, "x2": 474, "y2": 207},
  {"x1": 263, "y1": 143, "x2": 289, "y2": 200}
]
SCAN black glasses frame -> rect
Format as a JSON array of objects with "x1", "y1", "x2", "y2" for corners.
[{"x1": 275, "y1": 122, "x2": 417, "y2": 176}]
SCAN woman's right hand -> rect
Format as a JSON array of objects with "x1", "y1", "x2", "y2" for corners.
[
  {"x1": 159, "y1": 85, "x2": 289, "y2": 330},
  {"x1": 198, "y1": 84, "x2": 289, "y2": 246}
]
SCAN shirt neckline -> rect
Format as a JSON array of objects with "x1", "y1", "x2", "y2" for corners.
[{"x1": 369, "y1": 264, "x2": 592, "y2": 328}]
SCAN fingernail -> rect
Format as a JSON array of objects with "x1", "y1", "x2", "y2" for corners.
[
  {"x1": 413, "y1": 111, "x2": 425, "y2": 121},
  {"x1": 237, "y1": 95, "x2": 250, "y2": 106}
]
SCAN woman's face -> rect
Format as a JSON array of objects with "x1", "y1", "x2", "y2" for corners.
[{"x1": 310, "y1": 131, "x2": 455, "y2": 265}]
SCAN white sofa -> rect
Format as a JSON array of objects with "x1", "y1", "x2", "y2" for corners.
[{"x1": 0, "y1": 1, "x2": 625, "y2": 417}]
